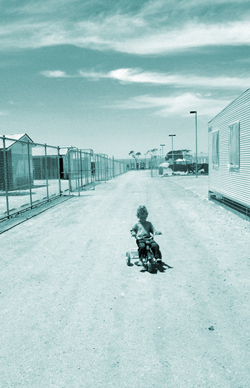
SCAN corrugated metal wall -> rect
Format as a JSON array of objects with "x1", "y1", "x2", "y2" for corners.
[{"x1": 208, "y1": 88, "x2": 250, "y2": 209}]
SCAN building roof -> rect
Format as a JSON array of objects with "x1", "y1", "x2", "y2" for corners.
[
  {"x1": 208, "y1": 88, "x2": 250, "y2": 124},
  {"x1": 0, "y1": 133, "x2": 34, "y2": 149}
]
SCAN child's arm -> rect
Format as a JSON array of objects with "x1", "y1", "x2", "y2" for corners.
[
  {"x1": 130, "y1": 224, "x2": 137, "y2": 238},
  {"x1": 150, "y1": 222, "x2": 162, "y2": 235}
]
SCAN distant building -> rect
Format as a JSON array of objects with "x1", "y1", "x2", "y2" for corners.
[
  {"x1": 0, "y1": 134, "x2": 34, "y2": 191},
  {"x1": 32, "y1": 145, "x2": 61, "y2": 180},
  {"x1": 118, "y1": 158, "x2": 150, "y2": 170},
  {"x1": 208, "y1": 88, "x2": 250, "y2": 215}
]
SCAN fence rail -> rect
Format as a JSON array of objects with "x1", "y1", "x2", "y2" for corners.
[{"x1": 0, "y1": 135, "x2": 127, "y2": 220}]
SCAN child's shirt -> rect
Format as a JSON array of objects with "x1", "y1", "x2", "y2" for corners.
[{"x1": 131, "y1": 220, "x2": 156, "y2": 240}]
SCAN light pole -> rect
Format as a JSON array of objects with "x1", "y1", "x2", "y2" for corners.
[
  {"x1": 190, "y1": 111, "x2": 198, "y2": 178},
  {"x1": 169, "y1": 135, "x2": 176, "y2": 172},
  {"x1": 160, "y1": 144, "x2": 165, "y2": 160}
]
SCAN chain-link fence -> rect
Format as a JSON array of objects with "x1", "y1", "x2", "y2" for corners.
[
  {"x1": 0, "y1": 135, "x2": 127, "y2": 221},
  {"x1": 150, "y1": 155, "x2": 167, "y2": 177}
]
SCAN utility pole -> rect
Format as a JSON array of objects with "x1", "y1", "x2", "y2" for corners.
[
  {"x1": 160, "y1": 144, "x2": 165, "y2": 161},
  {"x1": 190, "y1": 111, "x2": 198, "y2": 178},
  {"x1": 169, "y1": 135, "x2": 176, "y2": 173}
]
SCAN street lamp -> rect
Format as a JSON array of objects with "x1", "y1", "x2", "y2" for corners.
[
  {"x1": 169, "y1": 135, "x2": 176, "y2": 172},
  {"x1": 190, "y1": 111, "x2": 198, "y2": 178},
  {"x1": 160, "y1": 144, "x2": 165, "y2": 160}
]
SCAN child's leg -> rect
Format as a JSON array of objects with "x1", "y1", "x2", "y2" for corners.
[
  {"x1": 136, "y1": 240, "x2": 146, "y2": 258},
  {"x1": 151, "y1": 241, "x2": 161, "y2": 259}
]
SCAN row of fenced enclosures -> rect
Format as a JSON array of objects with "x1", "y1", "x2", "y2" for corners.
[{"x1": 0, "y1": 135, "x2": 127, "y2": 221}]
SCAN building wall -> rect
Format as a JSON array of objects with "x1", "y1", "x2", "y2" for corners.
[
  {"x1": 33, "y1": 156, "x2": 59, "y2": 179},
  {"x1": 118, "y1": 158, "x2": 150, "y2": 170},
  {"x1": 0, "y1": 135, "x2": 33, "y2": 190},
  {"x1": 208, "y1": 88, "x2": 250, "y2": 209},
  {"x1": 11, "y1": 137, "x2": 33, "y2": 189}
]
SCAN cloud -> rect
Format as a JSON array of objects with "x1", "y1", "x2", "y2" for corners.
[
  {"x1": 78, "y1": 70, "x2": 108, "y2": 80},
  {"x1": 108, "y1": 21, "x2": 250, "y2": 55},
  {"x1": 113, "y1": 93, "x2": 231, "y2": 117},
  {"x1": 41, "y1": 70, "x2": 69, "y2": 78},
  {"x1": 0, "y1": 21, "x2": 67, "y2": 50},
  {"x1": 68, "y1": 19, "x2": 250, "y2": 55},
  {"x1": 106, "y1": 68, "x2": 250, "y2": 88},
  {"x1": 1, "y1": 8, "x2": 250, "y2": 54},
  {"x1": 41, "y1": 67, "x2": 232, "y2": 116},
  {"x1": 49, "y1": 67, "x2": 250, "y2": 89}
]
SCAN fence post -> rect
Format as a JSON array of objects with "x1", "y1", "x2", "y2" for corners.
[
  {"x1": 92, "y1": 154, "x2": 96, "y2": 189},
  {"x1": 3, "y1": 136, "x2": 10, "y2": 217},
  {"x1": 83, "y1": 152, "x2": 86, "y2": 185},
  {"x1": 44, "y1": 144, "x2": 49, "y2": 199},
  {"x1": 95, "y1": 155, "x2": 97, "y2": 182},
  {"x1": 100, "y1": 156, "x2": 103, "y2": 181},
  {"x1": 98, "y1": 155, "x2": 100, "y2": 181},
  {"x1": 27, "y1": 141, "x2": 33, "y2": 207},
  {"x1": 100, "y1": 155, "x2": 103, "y2": 181},
  {"x1": 86, "y1": 153, "x2": 89, "y2": 185},
  {"x1": 96, "y1": 155, "x2": 99, "y2": 182},
  {"x1": 103, "y1": 156, "x2": 105, "y2": 182},
  {"x1": 68, "y1": 148, "x2": 71, "y2": 195},
  {"x1": 80, "y1": 150, "x2": 83, "y2": 187},
  {"x1": 105, "y1": 156, "x2": 107, "y2": 183},
  {"x1": 112, "y1": 156, "x2": 114, "y2": 178},
  {"x1": 77, "y1": 150, "x2": 80, "y2": 197},
  {"x1": 57, "y1": 146, "x2": 61, "y2": 195}
]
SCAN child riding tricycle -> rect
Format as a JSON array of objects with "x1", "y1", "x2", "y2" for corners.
[{"x1": 126, "y1": 205, "x2": 162, "y2": 273}]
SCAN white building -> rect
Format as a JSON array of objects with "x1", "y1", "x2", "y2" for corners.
[{"x1": 208, "y1": 89, "x2": 250, "y2": 216}]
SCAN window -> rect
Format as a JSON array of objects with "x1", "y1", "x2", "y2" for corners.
[
  {"x1": 228, "y1": 121, "x2": 240, "y2": 170},
  {"x1": 212, "y1": 129, "x2": 219, "y2": 168}
]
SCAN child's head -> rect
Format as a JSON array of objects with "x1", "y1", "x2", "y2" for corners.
[{"x1": 137, "y1": 205, "x2": 148, "y2": 220}]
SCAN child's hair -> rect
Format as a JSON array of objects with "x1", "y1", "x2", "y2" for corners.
[{"x1": 137, "y1": 205, "x2": 148, "y2": 218}]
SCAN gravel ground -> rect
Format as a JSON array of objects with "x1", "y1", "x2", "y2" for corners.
[{"x1": 1, "y1": 170, "x2": 250, "y2": 388}]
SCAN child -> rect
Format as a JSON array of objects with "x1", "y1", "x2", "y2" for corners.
[{"x1": 130, "y1": 205, "x2": 162, "y2": 263}]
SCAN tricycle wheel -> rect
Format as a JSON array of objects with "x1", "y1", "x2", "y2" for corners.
[
  {"x1": 148, "y1": 261, "x2": 155, "y2": 273},
  {"x1": 126, "y1": 252, "x2": 131, "y2": 266}
]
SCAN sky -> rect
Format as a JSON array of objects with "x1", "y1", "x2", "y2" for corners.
[{"x1": 1, "y1": 0, "x2": 250, "y2": 159}]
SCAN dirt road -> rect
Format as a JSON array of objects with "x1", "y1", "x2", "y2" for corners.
[{"x1": 1, "y1": 171, "x2": 250, "y2": 388}]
